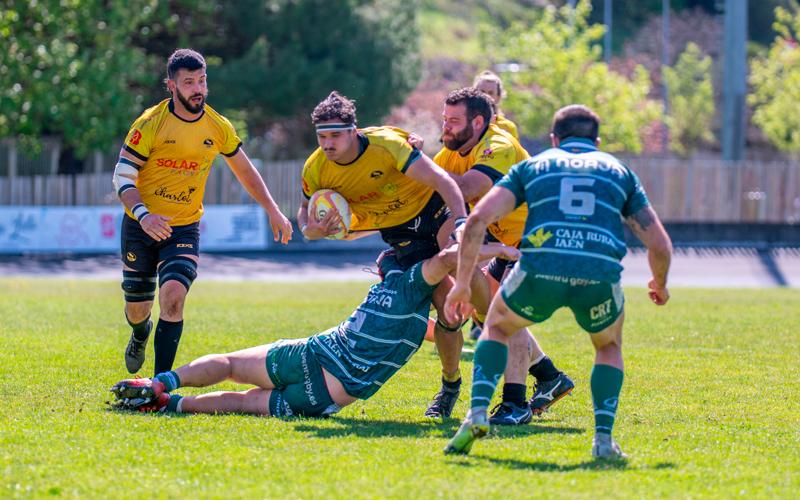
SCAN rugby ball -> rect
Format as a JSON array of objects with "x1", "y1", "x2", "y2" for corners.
[{"x1": 308, "y1": 189, "x2": 352, "y2": 240}]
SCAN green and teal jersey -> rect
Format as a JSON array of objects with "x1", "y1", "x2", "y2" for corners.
[
  {"x1": 308, "y1": 256, "x2": 436, "y2": 399},
  {"x1": 497, "y1": 137, "x2": 650, "y2": 282}
]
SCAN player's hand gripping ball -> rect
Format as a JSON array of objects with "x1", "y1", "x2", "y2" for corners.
[{"x1": 308, "y1": 189, "x2": 352, "y2": 240}]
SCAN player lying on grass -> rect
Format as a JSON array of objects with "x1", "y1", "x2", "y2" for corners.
[{"x1": 110, "y1": 242, "x2": 519, "y2": 417}]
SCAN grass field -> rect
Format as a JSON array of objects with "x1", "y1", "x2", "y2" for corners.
[{"x1": 1, "y1": 279, "x2": 798, "y2": 498}]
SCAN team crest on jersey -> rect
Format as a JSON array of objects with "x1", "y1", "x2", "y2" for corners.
[
  {"x1": 203, "y1": 138, "x2": 213, "y2": 147},
  {"x1": 527, "y1": 227, "x2": 553, "y2": 248},
  {"x1": 380, "y1": 183, "x2": 398, "y2": 196},
  {"x1": 481, "y1": 147, "x2": 494, "y2": 159},
  {"x1": 126, "y1": 252, "x2": 137, "y2": 262},
  {"x1": 130, "y1": 130, "x2": 142, "y2": 146},
  {"x1": 370, "y1": 170, "x2": 383, "y2": 179}
]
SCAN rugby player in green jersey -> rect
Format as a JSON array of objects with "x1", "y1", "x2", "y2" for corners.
[
  {"x1": 109, "y1": 242, "x2": 519, "y2": 417},
  {"x1": 443, "y1": 105, "x2": 673, "y2": 459}
]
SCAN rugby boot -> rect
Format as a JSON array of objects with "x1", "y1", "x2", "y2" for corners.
[
  {"x1": 489, "y1": 401, "x2": 532, "y2": 425},
  {"x1": 529, "y1": 371, "x2": 575, "y2": 415},
  {"x1": 136, "y1": 392, "x2": 171, "y2": 413},
  {"x1": 444, "y1": 410, "x2": 489, "y2": 455},
  {"x1": 124, "y1": 320, "x2": 152, "y2": 374},
  {"x1": 592, "y1": 434, "x2": 628, "y2": 460},
  {"x1": 424, "y1": 384, "x2": 460, "y2": 418},
  {"x1": 110, "y1": 377, "x2": 166, "y2": 410}
]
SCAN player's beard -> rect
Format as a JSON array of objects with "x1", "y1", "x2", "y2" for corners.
[
  {"x1": 442, "y1": 125, "x2": 474, "y2": 151},
  {"x1": 177, "y1": 88, "x2": 206, "y2": 114}
]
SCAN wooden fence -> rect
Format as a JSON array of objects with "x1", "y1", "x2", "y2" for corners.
[{"x1": 0, "y1": 157, "x2": 798, "y2": 224}]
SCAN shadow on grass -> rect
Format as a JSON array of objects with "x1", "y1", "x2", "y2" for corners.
[
  {"x1": 292, "y1": 416, "x2": 583, "y2": 439},
  {"x1": 448, "y1": 454, "x2": 676, "y2": 472}
]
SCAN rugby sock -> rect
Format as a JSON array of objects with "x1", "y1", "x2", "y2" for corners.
[
  {"x1": 154, "y1": 370, "x2": 181, "y2": 392},
  {"x1": 470, "y1": 339, "x2": 507, "y2": 413},
  {"x1": 166, "y1": 394, "x2": 183, "y2": 413},
  {"x1": 126, "y1": 313, "x2": 151, "y2": 342},
  {"x1": 153, "y1": 319, "x2": 183, "y2": 376},
  {"x1": 591, "y1": 363, "x2": 624, "y2": 435},
  {"x1": 501, "y1": 383, "x2": 527, "y2": 406},
  {"x1": 529, "y1": 355, "x2": 560, "y2": 382}
]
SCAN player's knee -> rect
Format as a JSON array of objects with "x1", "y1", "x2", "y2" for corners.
[
  {"x1": 121, "y1": 270, "x2": 157, "y2": 303},
  {"x1": 158, "y1": 256, "x2": 197, "y2": 291}
]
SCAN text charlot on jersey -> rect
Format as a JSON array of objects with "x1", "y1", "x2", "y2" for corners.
[{"x1": 122, "y1": 99, "x2": 241, "y2": 226}]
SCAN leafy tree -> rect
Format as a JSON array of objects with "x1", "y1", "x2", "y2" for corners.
[
  {"x1": 482, "y1": 0, "x2": 660, "y2": 153},
  {"x1": 663, "y1": 42, "x2": 715, "y2": 156},
  {"x1": 749, "y1": 3, "x2": 800, "y2": 154},
  {"x1": 0, "y1": 0, "x2": 160, "y2": 159}
]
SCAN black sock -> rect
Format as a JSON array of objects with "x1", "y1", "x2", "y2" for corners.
[
  {"x1": 153, "y1": 319, "x2": 183, "y2": 376},
  {"x1": 442, "y1": 377, "x2": 461, "y2": 392},
  {"x1": 502, "y1": 383, "x2": 527, "y2": 406},
  {"x1": 126, "y1": 314, "x2": 152, "y2": 342},
  {"x1": 529, "y1": 356, "x2": 560, "y2": 383}
]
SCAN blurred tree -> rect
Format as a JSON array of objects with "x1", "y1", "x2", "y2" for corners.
[
  {"x1": 207, "y1": 0, "x2": 421, "y2": 143},
  {"x1": 0, "y1": 0, "x2": 160, "y2": 159},
  {"x1": 663, "y1": 42, "x2": 715, "y2": 156},
  {"x1": 482, "y1": 0, "x2": 660, "y2": 153},
  {"x1": 749, "y1": 3, "x2": 800, "y2": 154}
]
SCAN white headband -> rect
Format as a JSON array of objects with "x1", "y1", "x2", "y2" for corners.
[{"x1": 315, "y1": 122, "x2": 356, "y2": 132}]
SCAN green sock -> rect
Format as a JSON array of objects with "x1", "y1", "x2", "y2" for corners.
[
  {"x1": 166, "y1": 394, "x2": 183, "y2": 413},
  {"x1": 470, "y1": 339, "x2": 508, "y2": 413},
  {"x1": 154, "y1": 371, "x2": 181, "y2": 392},
  {"x1": 591, "y1": 364, "x2": 624, "y2": 435}
]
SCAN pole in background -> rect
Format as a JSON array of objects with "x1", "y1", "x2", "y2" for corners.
[
  {"x1": 662, "y1": 0, "x2": 670, "y2": 154},
  {"x1": 722, "y1": 0, "x2": 748, "y2": 161},
  {"x1": 604, "y1": 0, "x2": 613, "y2": 63}
]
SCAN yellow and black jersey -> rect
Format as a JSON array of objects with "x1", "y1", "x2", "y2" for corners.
[
  {"x1": 121, "y1": 99, "x2": 241, "y2": 226},
  {"x1": 301, "y1": 126, "x2": 434, "y2": 230},
  {"x1": 433, "y1": 124, "x2": 528, "y2": 246},
  {"x1": 495, "y1": 112, "x2": 520, "y2": 141}
]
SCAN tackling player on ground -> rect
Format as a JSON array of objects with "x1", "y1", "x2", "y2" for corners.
[
  {"x1": 110, "y1": 242, "x2": 519, "y2": 417},
  {"x1": 113, "y1": 49, "x2": 292, "y2": 377},
  {"x1": 443, "y1": 105, "x2": 672, "y2": 459}
]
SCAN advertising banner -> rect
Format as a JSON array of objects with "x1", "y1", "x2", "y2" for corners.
[{"x1": 0, "y1": 205, "x2": 268, "y2": 254}]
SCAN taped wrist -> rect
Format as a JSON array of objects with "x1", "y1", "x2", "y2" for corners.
[{"x1": 132, "y1": 203, "x2": 150, "y2": 222}]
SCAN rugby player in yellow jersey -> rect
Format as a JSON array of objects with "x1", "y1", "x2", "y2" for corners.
[
  {"x1": 418, "y1": 87, "x2": 573, "y2": 424},
  {"x1": 298, "y1": 92, "x2": 492, "y2": 395},
  {"x1": 473, "y1": 70, "x2": 520, "y2": 141},
  {"x1": 113, "y1": 49, "x2": 292, "y2": 377}
]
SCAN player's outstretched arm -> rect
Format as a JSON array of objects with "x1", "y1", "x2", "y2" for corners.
[
  {"x1": 625, "y1": 205, "x2": 673, "y2": 305},
  {"x1": 225, "y1": 149, "x2": 293, "y2": 244},
  {"x1": 445, "y1": 186, "x2": 518, "y2": 324},
  {"x1": 113, "y1": 150, "x2": 172, "y2": 241},
  {"x1": 422, "y1": 242, "x2": 520, "y2": 287}
]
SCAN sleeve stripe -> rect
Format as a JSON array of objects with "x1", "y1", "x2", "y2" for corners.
[
  {"x1": 222, "y1": 142, "x2": 242, "y2": 157},
  {"x1": 123, "y1": 145, "x2": 148, "y2": 162},
  {"x1": 472, "y1": 164, "x2": 505, "y2": 184},
  {"x1": 118, "y1": 157, "x2": 142, "y2": 170},
  {"x1": 117, "y1": 185, "x2": 136, "y2": 197},
  {"x1": 400, "y1": 148, "x2": 422, "y2": 173}
]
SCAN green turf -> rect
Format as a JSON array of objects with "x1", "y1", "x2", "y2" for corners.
[{"x1": 1, "y1": 279, "x2": 798, "y2": 497}]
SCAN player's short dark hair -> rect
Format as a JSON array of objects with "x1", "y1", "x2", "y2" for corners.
[
  {"x1": 551, "y1": 104, "x2": 600, "y2": 140},
  {"x1": 311, "y1": 91, "x2": 357, "y2": 124},
  {"x1": 167, "y1": 49, "x2": 206, "y2": 80},
  {"x1": 445, "y1": 87, "x2": 493, "y2": 125}
]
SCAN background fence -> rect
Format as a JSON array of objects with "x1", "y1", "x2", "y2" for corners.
[{"x1": 0, "y1": 143, "x2": 799, "y2": 224}]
